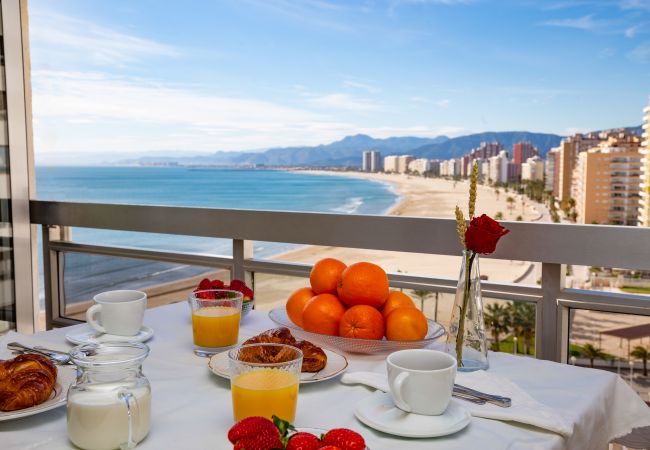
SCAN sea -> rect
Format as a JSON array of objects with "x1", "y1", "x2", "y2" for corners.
[{"x1": 36, "y1": 166, "x2": 398, "y2": 302}]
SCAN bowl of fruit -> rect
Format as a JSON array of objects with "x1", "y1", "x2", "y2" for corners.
[
  {"x1": 269, "y1": 258, "x2": 445, "y2": 355},
  {"x1": 194, "y1": 278, "x2": 255, "y2": 317},
  {"x1": 228, "y1": 415, "x2": 369, "y2": 450}
]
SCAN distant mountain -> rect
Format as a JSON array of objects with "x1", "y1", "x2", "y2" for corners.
[
  {"x1": 411, "y1": 131, "x2": 564, "y2": 160},
  {"x1": 123, "y1": 134, "x2": 449, "y2": 167}
]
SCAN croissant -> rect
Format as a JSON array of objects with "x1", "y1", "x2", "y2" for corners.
[
  {"x1": 242, "y1": 328, "x2": 327, "y2": 372},
  {"x1": 0, "y1": 354, "x2": 58, "y2": 411}
]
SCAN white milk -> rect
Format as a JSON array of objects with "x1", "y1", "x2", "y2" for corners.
[{"x1": 67, "y1": 386, "x2": 151, "y2": 450}]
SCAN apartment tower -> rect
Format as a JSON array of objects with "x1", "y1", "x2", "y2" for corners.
[{"x1": 640, "y1": 96, "x2": 650, "y2": 226}]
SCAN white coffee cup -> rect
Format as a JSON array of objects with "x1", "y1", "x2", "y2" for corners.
[
  {"x1": 86, "y1": 290, "x2": 147, "y2": 336},
  {"x1": 386, "y1": 349, "x2": 457, "y2": 416}
]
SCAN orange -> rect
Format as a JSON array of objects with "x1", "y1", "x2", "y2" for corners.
[
  {"x1": 379, "y1": 290, "x2": 416, "y2": 320},
  {"x1": 302, "y1": 294, "x2": 346, "y2": 336},
  {"x1": 337, "y1": 262, "x2": 389, "y2": 308},
  {"x1": 385, "y1": 307, "x2": 428, "y2": 341},
  {"x1": 285, "y1": 287, "x2": 315, "y2": 327},
  {"x1": 310, "y1": 258, "x2": 347, "y2": 295},
  {"x1": 339, "y1": 305, "x2": 385, "y2": 340}
]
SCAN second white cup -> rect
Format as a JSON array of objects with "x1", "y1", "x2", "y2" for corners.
[
  {"x1": 386, "y1": 349, "x2": 457, "y2": 416},
  {"x1": 86, "y1": 290, "x2": 147, "y2": 336}
]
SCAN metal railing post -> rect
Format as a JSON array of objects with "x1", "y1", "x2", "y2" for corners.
[
  {"x1": 537, "y1": 262, "x2": 564, "y2": 362},
  {"x1": 232, "y1": 239, "x2": 253, "y2": 282}
]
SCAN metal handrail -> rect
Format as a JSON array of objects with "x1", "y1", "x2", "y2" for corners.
[{"x1": 29, "y1": 199, "x2": 650, "y2": 363}]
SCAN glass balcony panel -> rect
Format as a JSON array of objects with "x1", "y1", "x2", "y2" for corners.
[{"x1": 58, "y1": 251, "x2": 228, "y2": 321}]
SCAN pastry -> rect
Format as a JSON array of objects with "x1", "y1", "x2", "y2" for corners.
[
  {"x1": 242, "y1": 328, "x2": 327, "y2": 372},
  {"x1": 0, "y1": 354, "x2": 57, "y2": 412}
]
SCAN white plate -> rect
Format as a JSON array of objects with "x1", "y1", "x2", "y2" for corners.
[
  {"x1": 65, "y1": 325, "x2": 154, "y2": 345},
  {"x1": 355, "y1": 391, "x2": 471, "y2": 438},
  {"x1": 0, "y1": 366, "x2": 76, "y2": 421},
  {"x1": 208, "y1": 348, "x2": 348, "y2": 384}
]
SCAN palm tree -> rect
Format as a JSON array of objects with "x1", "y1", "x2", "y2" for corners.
[
  {"x1": 581, "y1": 343, "x2": 607, "y2": 368},
  {"x1": 484, "y1": 303, "x2": 510, "y2": 352},
  {"x1": 507, "y1": 302, "x2": 535, "y2": 355},
  {"x1": 506, "y1": 196, "x2": 516, "y2": 215},
  {"x1": 495, "y1": 211, "x2": 504, "y2": 220},
  {"x1": 494, "y1": 187, "x2": 500, "y2": 199},
  {"x1": 411, "y1": 289, "x2": 431, "y2": 311},
  {"x1": 631, "y1": 346, "x2": 649, "y2": 377}
]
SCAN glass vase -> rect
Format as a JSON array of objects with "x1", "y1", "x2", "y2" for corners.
[{"x1": 445, "y1": 250, "x2": 489, "y2": 372}]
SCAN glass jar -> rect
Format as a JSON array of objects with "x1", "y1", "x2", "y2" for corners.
[{"x1": 67, "y1": 342, "x2": 151, "y2": 450}]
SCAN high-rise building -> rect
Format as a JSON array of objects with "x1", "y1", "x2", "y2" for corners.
[
  {"x1": 573, "y1": 136, "x2": 642, "y2": 225},
  {"x1": 545, "y1": 149, "x2": 558, "y2": 194},
  {"x1": 488, "y1": 151, "x2": 509, "y2": 184},
  {"x1": 429, "y1": 160, "x2": 441, "y2": 176},
  {"x1": 397, "y1": 155, "x2": 414, "y2": 173},
  {"x1": 362, "y1": 150, "x2": 381, "y2": 172},
  {"x1": 513, "y1": 142, "x2": 538, "y2": 166},
  {"x1": 362, "y1": 151, "x2": 372, "y2": 172},
  {"x1": 470, "y1": 142, "x2": 504, "y2": 160},
  {"x1": 383, "y1": 155, "x2": 399, "y2": 173},
  {"x1": 370, "y1": 151, "x2": 381, "y2": 172},
  {"x1": 408, "y1": 158, "x2": 431, "y2": 174},
  {"x1": 521, "y1": 156, "x2": 544, "y2": 181},
  {"x1": 640, "y1": 97, "x2": 650, "y2": 227}
]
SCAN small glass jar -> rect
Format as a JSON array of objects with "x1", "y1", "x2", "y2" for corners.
[{"x1": 67, "y1": 342, "x2": 151, "y2": 450}]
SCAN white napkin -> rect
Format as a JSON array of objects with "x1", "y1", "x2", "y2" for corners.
[{"x1": 341, "y1": 370, "x2": 574, "y2": 437}]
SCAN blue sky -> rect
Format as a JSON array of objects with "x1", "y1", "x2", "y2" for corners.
[{"x1": 28, "y1": 0, "x2": 650, "y2": 163}]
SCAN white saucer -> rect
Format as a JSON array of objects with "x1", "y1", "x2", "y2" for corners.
[
  {"x1": 66, "y1": 325, "x2": 154, "y2": 345},
  {"x1": 355, "y1": 392, "x2": 471, "y2": 438}
]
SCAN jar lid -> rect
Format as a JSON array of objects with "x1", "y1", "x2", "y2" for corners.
[{"x1": 70, "y1": 342, "x2": 150, "y2": 368}]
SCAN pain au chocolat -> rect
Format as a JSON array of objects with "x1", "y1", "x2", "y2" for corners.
[{"x1": 241, "y1": 327, "x2": 327, "y2": 372}]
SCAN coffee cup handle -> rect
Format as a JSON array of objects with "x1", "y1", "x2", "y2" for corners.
[
  {"x1": 86, "y1": 304, "x2": 106, "y2": 334},
  {"x1": 392, "y1": 372, "x2": 412, "y2": 412}
]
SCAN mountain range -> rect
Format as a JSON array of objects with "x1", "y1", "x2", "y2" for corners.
[{"x1": 125, "y1": 127, "x2": 641, "y2": 168}]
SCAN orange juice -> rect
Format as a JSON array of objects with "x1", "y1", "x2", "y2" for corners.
[
  {"x1": 231, "y1": 369, "x2": 299, "y2": 422},
  {"x1": 191, "y1": 306, "x2": 241, "y2": 348}
]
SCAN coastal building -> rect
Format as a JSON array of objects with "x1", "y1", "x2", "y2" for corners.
[
  {"x1": 429, "y1": 160, "x2": 441, "y2": 176},
  {"x1": 407, "y1": 158, "x2": 431, "y2": 174},
  {"x1": 640, "y1": 96, "x2": 650, "y2": 227},
  {"x1": 470, "y1": 142, "x2": 504, "y2": 160},
  {"x1": 545, "y1": 149, "x2": 559, "y2": 194},
  {"x1": 362, "y1": 150, "x2": 381, "y2": 172},
  {"x1": 513, "y1": 142, "x2": 538, "y2": 166},
  {"x1": 573, "y1": 137, "x2": 642, "y2": 225},
  {"x1": 521, "y1": 156, "x2": 544, "y2": 182},
  {"x1": 440, "y1": 159, "x2": 459, "y2": 177},
  {"x1": 488, "y1": 151, "x2": 509, "y2": 184},
  {"x1": 397, "y1": 155, "x2": 414, "y2": 173},
  {"x1": 383, "y1": 155, "x2": 399, "y2": 173}
]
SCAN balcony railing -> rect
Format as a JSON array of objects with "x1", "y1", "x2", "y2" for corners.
[{"x1": 29, "y1": 200, "x2": 650, "y2": 364}]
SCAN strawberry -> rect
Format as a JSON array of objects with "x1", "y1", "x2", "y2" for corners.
[
  {"x1": 233, "y1": 434, "x2": 284, "y2": 450},
  {"x1": 228, "y1": 417, "x2": 280, "y2": 448},
  {"x1": 321, "y1": 429, "x2": 365, "y2": 450},
  {"x1": 318, "y1": 446, "x2": 342, "y2": 450},
  {"x1": 210, "y1": 279, "x2": 225, "y2": 289},
  {"x1": 229, "y1": 279, "x2": 254, "y2": 300},
  {"x1": 197, "y1": 278, "x2": 212, "y2": 291},
  {"x1": 286, "y1": 432, "x2": 321, "y2": 450}
]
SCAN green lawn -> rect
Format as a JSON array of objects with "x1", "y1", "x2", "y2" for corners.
[
  {"x1": 490, "y1": 335, "x2": 535, "y2": 356},
  {"x1": 620, "y1": 286, "x2": 650, "y2": 294}
]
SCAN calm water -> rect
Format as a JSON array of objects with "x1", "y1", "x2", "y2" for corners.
[{"x1": 36, "y1": 166, "x2": 397, "y2": 301}]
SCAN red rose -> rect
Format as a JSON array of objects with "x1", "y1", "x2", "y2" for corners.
[{"x1": 464, "y1": 214, "x2": 509, "y2": 254}]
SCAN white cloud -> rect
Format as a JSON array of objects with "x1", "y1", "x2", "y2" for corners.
[
  {"x1": 308, "y1": 93, "x2": 383, "y2": 111},
  {"x1": 342, "y1": 80, "x2": 380, "y2": 93},
  {"x1": 29, "y1": 10, "x2": 179, "y2": 67},
  {"x1": 620, "y1": 0, "x2": 650, "y2": 11},
  {"x1": 625, "y1": 25, "x2": 642, "y2": 38},
  {"x1": 628, "y1": 42, "x2": 650, "y2": 62},
  {"x1": 436, "y1": 99, "x2": 451, "y2": 108},
  {"x1": 542, "y1": 15, "x2": 602, "y2": 31}
]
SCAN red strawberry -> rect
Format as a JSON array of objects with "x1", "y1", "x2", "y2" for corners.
[
  {"x1": 229, "y1": 279, "x2": 247, "y2": 291},
  {"x1": 210, "y1": 279, "x2": 225, "y2": 289},
  {"x1": 286, "y1": 432, "x2": 321, "y2": 450},
  {"x1": 321, "y1": 429, "x2": 365, "y2": 450},
  {"x1": 228, "y1": 417, "x2": 279, "y2": 446},
  {"x1": 318, "y1": 446, "x2": 342, "y2": 450},
  {"x1": 197, "y1": 278, "x2": 212, "y2": 291},
  {"x1": 233, "y1": 434, "x2": 283, "y2": 450}
]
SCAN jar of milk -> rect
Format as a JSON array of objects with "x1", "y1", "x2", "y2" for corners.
[{"x1": 67, "y1": 342, "x2": 151, "y2": 450}]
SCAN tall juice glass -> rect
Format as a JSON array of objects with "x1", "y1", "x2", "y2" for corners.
[
  {"x1": 229, "y1": 343, "x2": 303, "y2": 423},
  {"x1": 189, "y1": 290, "x2": 243, "y2": 357}
]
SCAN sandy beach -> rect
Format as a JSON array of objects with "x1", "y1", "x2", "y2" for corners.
[{"x1": 252, "y1": 171, "x2": 544, "y2": 328}]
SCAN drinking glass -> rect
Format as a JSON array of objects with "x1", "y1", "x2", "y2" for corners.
[
  {"x1": 189, "y1": 290, "x2": 243, "y2": 357},
  {"x1": 228, "y1": 343, "x2": 303, "y2": 422}
]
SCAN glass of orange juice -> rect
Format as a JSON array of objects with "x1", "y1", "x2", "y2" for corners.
[
  {"x1": 228, "y1": 343, "x2": 303, "y2": 423},
  {"x1": 189, "y1": 290, "x2": 243, "y2": 357}
]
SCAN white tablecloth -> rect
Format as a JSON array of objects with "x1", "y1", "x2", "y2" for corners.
[{"x1": 1, "y1": 302, "x2": 649, "y2": 450}]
